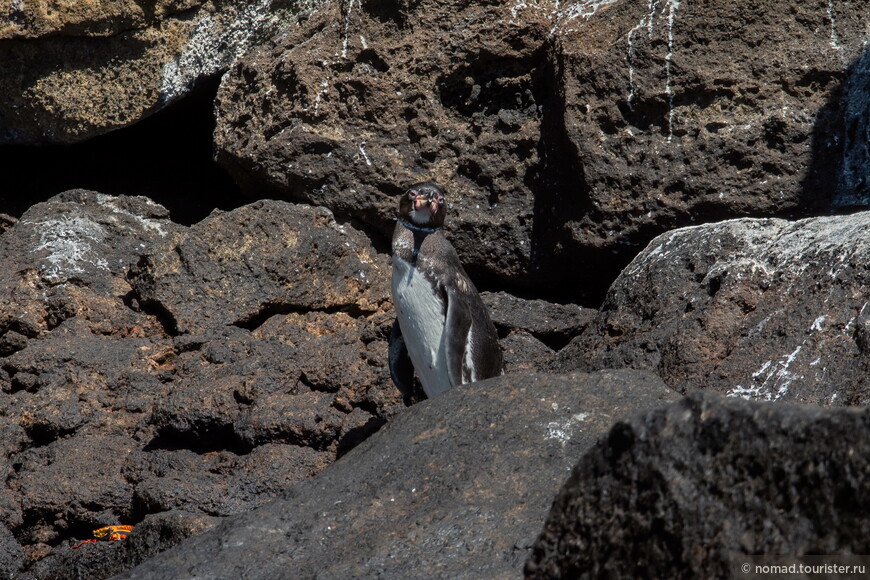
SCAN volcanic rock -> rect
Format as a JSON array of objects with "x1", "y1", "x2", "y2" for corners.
[
  {"x1": 525, "y1": 392, "x2": 870, "y2": 578},
  {"x1": 481, "y1": 291, "x2": 595, "y2": 373},
  {"x1": 482, "y1": 291, "x2": 594, "y2": 350},
  {"x1": 27, "y1": 510, "x2": 218, "y2": 580},
  {"x1": 548, "y1": 0, "x2": 870, "y2": 278},
  {"x1": 0, "y1": 0, "x2": 319, "y2": 144},
  {"x1": 213, "y1": 0, "x2": 870, "y2": 298},
  {"x1": 127, "y1": 199, "x2": 390, "y2": 334},
  {"x1": 554, "y1": 211, "x2": 870, "y2": 406},
  {"x1": 0, "y1": 190, "x2": 179, "y2": 355},
  {"x1": 0, "y1": 192, "x2": 405, "y2": 578},
  {"x1": 112, "y1": 370, "x2": 680, "y2": 579},
  {"x1": 213, "y1": 0, "x2": 560, "y2": 288}
]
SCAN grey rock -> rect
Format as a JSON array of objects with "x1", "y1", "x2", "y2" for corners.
[
  {"x1": 500, "y1": 331, "x2": 557, "y2": 374},
  {"x1": 555, "y1": 211, "x2": 870, "y2": 406},
  {"x1": 526, "y1": 392, "x2": 870, "y2": 578},
  {"x1": 481, "y1": 291, "x2": 594, "y2": 349},
  {"x1": 0, "y1": 190, "x2": 180, "y2": 355},
  {"x1": 0, "y1": 524, "x2": 24, "y2": 579},
  {"x1": 113, "y1": 370, "x2": 680, "y2": 579},
  {"x1": 29, "y1": 511, "x2": 218, "y2": 580}
]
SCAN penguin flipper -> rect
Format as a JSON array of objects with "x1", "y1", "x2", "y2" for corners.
[
  {"x1": 388, "y1": 319, "x2": 415, "y2": 397},
  {"x1": 444, "y1": 287, "x2": 473, "y2": 387}
]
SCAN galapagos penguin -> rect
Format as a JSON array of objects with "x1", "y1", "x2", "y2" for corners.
[{"x1": 389, "y1": 181, "x2": 503, "y2": 398}]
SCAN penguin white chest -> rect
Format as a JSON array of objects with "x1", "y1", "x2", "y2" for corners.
[{"x1": 391, "y1": 256, "x2": 451, "y2": 396}]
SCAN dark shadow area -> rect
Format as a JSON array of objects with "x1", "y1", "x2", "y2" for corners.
[
  {"x1": 531, "y1": 42, "x2": 618, "y2": 308},
  {"x1": 144, "y1": 425, "x2": 253, "y2": 456},
  {"x1": 0, "y1": 76, "x2": 243, "y2": 225},
  {"x1": 803, "y1": 47, "x2": 870, "y2": 212}
]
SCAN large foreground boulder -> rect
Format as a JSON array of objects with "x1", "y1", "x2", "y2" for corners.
[
  {"x1": 526, "y1": 392, "x2": 870, "y2": 578},
  {"x1": 114, "y1": 370, "x2": 679, "y2": 579},
  {"x1": 555, "y1": 211, "x2": 870, "y2": 406}
]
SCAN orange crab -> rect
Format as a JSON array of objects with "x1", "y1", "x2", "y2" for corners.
[{"x1": 72, "y1": 525, "x2": 134, "y2": 549}]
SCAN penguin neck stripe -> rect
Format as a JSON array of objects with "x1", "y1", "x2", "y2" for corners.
[{"x1": 399, "y1": 218, "x2": 438, "y2": 234}]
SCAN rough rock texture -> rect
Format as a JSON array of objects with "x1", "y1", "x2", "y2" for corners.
[
  {"x1": 525, "y1": 392, "x2": 870, "y2": 579},
  {"x1": 482, "y1": 291, "x2": 595, "y2": 373},
  {"x1": 113, "y1": 370, "x2": 680, "y2": 580},
  {"x1": 0, "y1": 192, "x2": 412, "y2": 578},
  {"x1": 29, "y1": 510, "x2": 218, "y2": 580},
  {"x1": 127, "y1": 199, "x2": 390, "y2": 334},
  {"x1": 0, "y1": 190, "x2": 573, "y2": 578},
  {"x1": 835, "y1": 48, "x2": 870, "y2": 209},
  {"x1": 0, "y1": 0, "x2": 321, "y2": 144},
  {"x1": 213, "y1": 0, "x2": 870, "y2": 297},
  {"x1": 482, "y1": 291, "x2": 594, "y2": 349},
  {"x1": 0, "y1": 190, "x2": 179, "y2": 354},
  {"x1": 2, "y1": 0, "x2": 868, "y2": 576},
  {"x1": 551, "y1": 0, "x2": 869, "y2": 266},
  {"x1": 554, "y1": 211, "x2": 870, "y2": 407},
  {"x1": 214, "y1": 0, "x2": 560, "y2": 289}
]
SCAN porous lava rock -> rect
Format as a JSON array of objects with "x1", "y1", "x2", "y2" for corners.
[
  {"x1": 127, "y1": 199, "x2": 391, "y2": 334},
  {"x1": 547, "y1": 0, "x2": 870, "y2": 278},
  {"x1": 525, "y1": 392, "x2": 870, "y2": 579},
  {"x1": 554, "y1": 211, "x2": 870, "y2": 406},
  {"x1": 482, "y1": 291, "x2": 595, "y2": 373},
  {"x1": 213, "y1": 0, "x2": 561, "y2": 289},
  {"x1": 213, "y1": 0, "x2": 870, "y2": 298},
  {"x1": 111, "y1": 370, "x2": 680, "y2": 579},
  {"x1": 0, "y1": 0, "x2": 320, "y2": 144},
  {"x1": 0, "y1": 189, "x2": 179, "y2": 355},
  {"x1": 0, "y1": 191, "x2": 407, "y2": 578}
]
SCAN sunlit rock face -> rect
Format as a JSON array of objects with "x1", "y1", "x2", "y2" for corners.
[{"x1": 0, "y1": 0, "x2": 321, "y2": 145}]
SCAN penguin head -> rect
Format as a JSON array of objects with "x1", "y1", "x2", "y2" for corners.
[{"x1": 399, "y1": 182, "x2": 446, "y2": 229}]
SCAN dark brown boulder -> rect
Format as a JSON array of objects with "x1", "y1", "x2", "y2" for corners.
[
  {"x1": 0, "y1": 0, "x2": 315, "y2": 144},
  {"x1": 553, "y1": 212, "x2": 870, "y2": 406},
  {"x1": 0, "y1": 192, "x2": 405, "y2": 577},
  {"x1": 127, "y1": 200, "x2": 390, "y2": 334},
  {"x1": 0, "y1": 190, "x2": 180, "y2": 354},
  {"x1": 548, "y1": 0, "x2": 870, "y2": 277},
  {"x1": 213, "y1": 0, "x2": 557, "y2": 288},
  {"x1": 525, "y1": 392, "x2": 870, "y2": 579},
  {"x1": 111, "y1": 370, "x2": 680, "y2": 579},
  {"x1": 212, "y1": 0, "x2": 870, "y2": 298}
]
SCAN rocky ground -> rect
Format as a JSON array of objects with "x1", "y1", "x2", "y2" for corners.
[{"x1": 0, "y1": 0, "x2": 868, "y2": 578}]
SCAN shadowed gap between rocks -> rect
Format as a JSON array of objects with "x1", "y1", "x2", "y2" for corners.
[
  {"x1": 144, "y1": 425, "x2": 254, "y2": 456},
  {"x1": 804, "y1": 46, "x2": 870, "y2": 211},
  {"x1": 231, "y1": 301, "x2": 376, "y2": 332},
  {"x1": 0, "y1": 75, "x2": 243, "y2": 225},
  {"x1": 532, "y1": 39, "x2": 609, "y2": 305}
]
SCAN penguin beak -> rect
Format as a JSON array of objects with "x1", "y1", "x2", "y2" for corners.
[{"x1": 414, "y1": 195, "x2": 439, "y2": 213}]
